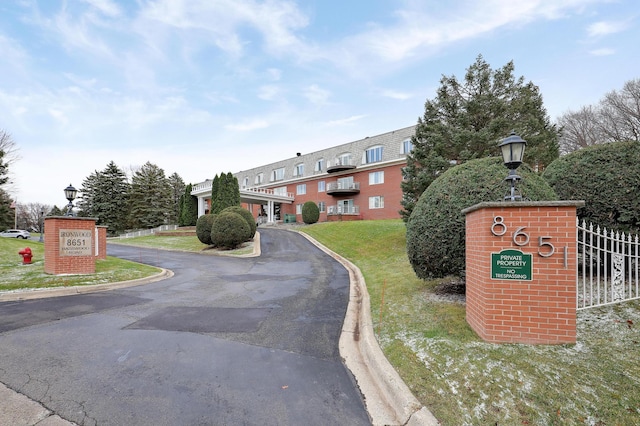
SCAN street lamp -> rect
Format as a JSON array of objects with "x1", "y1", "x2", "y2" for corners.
[
  {"x1": 39, "y1": 209, "x2": 44, "y2": 242},
  {"x1": 499, "y1": 131, "x2": 527, "y2": 201},
  {"x1": 64, "y1": 184, "x2": 77, "y2": 216}
]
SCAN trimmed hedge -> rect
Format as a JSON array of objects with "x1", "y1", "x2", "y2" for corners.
[
  {"x1": 196, "y1": 214, "x2": 215, "y2": 245},
  {"x1": 406, "y1": 156, "x2": 557, "y2": 279},
  {"x1": 301, "y1": 201, "x2": 320, "y2": 224},
  {"x1": 210, "y1": 212, "x2": 251, "y2": 249},
  {"x1": 221, "y1": 206, "x2": 257, "y2": 239},
  {"x1": 542, "y1": 140, "x2": 640, "y2": 234}
]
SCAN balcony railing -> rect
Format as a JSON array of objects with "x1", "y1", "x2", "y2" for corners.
[
  {"x1": 327, "y1": 158, "x2": 356, "y2": 173},
  {"x1": 327, "y1": 205, "x2": 360, "y2": 215},
  {"x1": 326, "y1": 181, "x2": 360, "y2": 195}
]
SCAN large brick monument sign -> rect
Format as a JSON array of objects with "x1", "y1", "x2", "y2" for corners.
[
  {"x1": 463, "y1": 201, "x2": 584, "y2": 344},
  {"x1": 44, "y1": 216, "x2": 97, "y2": 275}
]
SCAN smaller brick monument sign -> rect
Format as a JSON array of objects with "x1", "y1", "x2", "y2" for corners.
[
  {"x1": 463, "y1": 201, "x2": 584, "y2": 345},
  {"x1": 44, "y1": 216, "x2": 97, "y2": 275}
]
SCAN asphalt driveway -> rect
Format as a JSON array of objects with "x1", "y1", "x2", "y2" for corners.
[{"x1": 0, "y1": 228, "x2": 370, "y2": 425}]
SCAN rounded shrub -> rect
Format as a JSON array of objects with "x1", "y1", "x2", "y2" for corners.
[
  {"x1": 221, "y1": 206, "x2": 257, "y2": 238},
  {"x1": 542, "y1": 140, "x2": 640, "y2": 234},
  {"x1": 301, "y1": 201, "x2": 320, "y2": 224},
  {"x1": 196, "y1": 214, "x2": 215, "y2": 245},
  {"x1": 210, "y1": 212, "x2": 251, "y2": 249},
  {"x1": 406, "y1": 156, "x2": 557, "y2": 280}
]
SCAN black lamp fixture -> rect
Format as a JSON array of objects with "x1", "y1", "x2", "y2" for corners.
[
  {"x1": 498, "y1": 131, "x2": 527, "y2": 201},
  {"x1": 64, "y1": 184, "x2": 77, "y2": 216},
  {"x1": 39, "y1": 209, "x2": 44, "y2": 242}
]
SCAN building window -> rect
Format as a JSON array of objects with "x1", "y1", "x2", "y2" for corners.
[
  {"x1": 242, "y1": 177, "x2": 249, "y2": 189},
  {"x1": 369, "y1": 171, "x2": 384, "y2": 185},
  {"x1": 296, "y1": 204, "x2": 303, "y2": 214},
  {"x1": 296, "y1": 184, "x2": 306, "y2": 195},
  {"x1": 337, "y1": 153, "x2": 352, "y2": 166},
  {"x1": 315, "y1": 159, "x2": 324, "y2": 172},
  {"x1": 273, "y1": 186, "x2": 287, "y2": 196},
  {"x1": 294, "y1": 163, "x2": 304, "y2": 177},
  {"x1": 401, "y1": 138, "x2": 413, "y2": 154},
  {"x1": 271, "y1": 167, "x2": 285, "y2": 182},
  {"x1": 364, "y1": 146, "x2": 383, "y2": 164},
  {"x1": 369, "y1": 196, "x2": 384, "y2": 209},
  {"x1": 318, "y1": 201, "x2": 326, "y2": 213},
  {"x1": 254, "y1": 173, "x2": 263, "y2": 185},
  {"x1": 318, "y1": 181, "x2": 325, "y2": 192}
]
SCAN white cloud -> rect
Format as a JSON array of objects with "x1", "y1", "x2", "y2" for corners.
[
  {"x1": 326, "y1": 115, "x2": 367, "y2": 126},
  {"x1": 304, "y1": 84, "x2": 330, "y2": 105},
  {"x1": 81, "y1": 0, "x2": 122, "y2": 18},
  {"x1": 587, "y1": 20, "x2": 630, "y2": 37},
  {"x1": 589, "y1": 47, "x2": 615, "y2": 56},
  {"x1": 258, "y1": 85, "x2": 280, "y2": 101},
  {"x1": 381, "y1": 90, "x2": 413, "y2": 100},
  {"x1": 225, "y1": 119, "x2": 270, "y2": 131}
]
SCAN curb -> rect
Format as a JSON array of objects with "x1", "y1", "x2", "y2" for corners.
[
  {"x1": 0, "y1": 269, "x2": 173, "y2": 302},
  {"x1": 299, "y1": 233, "x2": 440, "y2": 426}
]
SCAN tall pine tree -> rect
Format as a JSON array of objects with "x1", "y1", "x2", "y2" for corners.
[
  {"x1": 401, "y1": 55, "x2": 559, "y2": 220},
  {"x1": 129, "y1": 162, "x2": 172, "y2": 229}
]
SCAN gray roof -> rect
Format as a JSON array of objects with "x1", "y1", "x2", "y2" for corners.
[{"x1": 235, "y1": 125, "x2": 416, "y2": 187}]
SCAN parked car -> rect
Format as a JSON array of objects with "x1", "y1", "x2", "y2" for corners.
[{"x1": 0, "y1": 229, "x2": 31, "y2": 239}]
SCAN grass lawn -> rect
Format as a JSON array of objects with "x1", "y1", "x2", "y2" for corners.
[
  {"x1": 0, "y1": 238, "x2": 160, "y2": 292},
  {"x1": 110, "y1": 234, "x2": 255, "y2": 256},
  {"x1": 301, "y1": 220, "x2": 640, "y2": 426}
]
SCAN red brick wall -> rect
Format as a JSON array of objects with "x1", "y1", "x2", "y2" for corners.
[
  {"x1": 464, "y1": 202, "x2": 581, "y2": 344},
  {"x1": 44, "y1": 217, "x2": 97, "y2": 275},
  {"x1": 96, "y1": 226, "x2": 107, "y2": 260},
  {"x1": 257, "y1": 163, "x2": 405, "y2": 221}
]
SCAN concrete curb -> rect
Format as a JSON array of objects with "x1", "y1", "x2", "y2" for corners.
[
  {"x1": 0, "y1": 269, "x2": 173, "y2": 302},
  {"x1": 299, "y1": 233, "x2": 440, "y2": 426}
]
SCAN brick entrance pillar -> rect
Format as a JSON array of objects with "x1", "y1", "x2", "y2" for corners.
[
  {"x1": 96, "y1": 226, "x2": 108, "y2": 260},
  {"x1": 463, "y1": 201, "x2": 584, "y2": 344},
  {"x1": 44, "y1": 217, "x2": 97, "y2": 275}
]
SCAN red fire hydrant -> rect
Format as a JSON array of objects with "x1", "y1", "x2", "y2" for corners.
[{"x1": 18, "y1": 247, "x2": 33, "y2": 264}]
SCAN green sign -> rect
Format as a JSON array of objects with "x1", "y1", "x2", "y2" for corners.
[{"x1": 491, "y1": 249, "x2": 532, "y2": 281}]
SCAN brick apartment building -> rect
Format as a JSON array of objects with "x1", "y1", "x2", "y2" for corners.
[{"x1": 191, "y1": 125, "x2": 416, "y2": 223}]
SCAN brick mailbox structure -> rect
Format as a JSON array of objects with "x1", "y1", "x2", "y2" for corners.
[
  {"x1": 44, "y1": 216, "x2": 98, "y2": 275},
  {"x1": 463, "y1": 201, "x2": 584, "y2": 345}
]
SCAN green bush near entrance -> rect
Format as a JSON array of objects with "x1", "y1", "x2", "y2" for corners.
[
  {"x1": 406, "y1": 156, "x2": 557, "y2": 280},
  {"x1": 221, "y1": 206, "x2": 257, "y2": 239},
  {"x1": 210, "y1": 212, "x2": 251, "y2": 249},
  {"x1": 542, "y1": 140, "x2": 640, "y2": 234},
  {"x1": 196, "y1": 214, "x2": 215, "y2": 245},
  {"x1": 301, "y1": 201, "x2": 320, "y2": 224}
]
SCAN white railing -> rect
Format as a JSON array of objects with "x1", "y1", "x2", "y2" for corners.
[
  {"x1": 577, "y1": 219, "x2": 640, "y2": 310},
  {"x1": 327, "y1": 205, "x2": 360, "y2": 215},
  {"x1": 118, "y1": 224, "x2": 178, "y2": 239},
  {"x1": 243, "y1": 187, "x2": 294, "y2": 199}
]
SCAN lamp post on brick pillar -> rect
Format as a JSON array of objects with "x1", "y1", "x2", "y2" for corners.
[
  {"x1": 64, "y1": 184, "x2": 77, "y2": 216},
  {"x1": 498, "y1": 131, "x2": 527, "y2": 201}
]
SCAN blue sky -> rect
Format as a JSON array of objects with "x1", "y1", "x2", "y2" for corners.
[{"x1": 1, "y1": 0, "x2": 638, "y2": 207}]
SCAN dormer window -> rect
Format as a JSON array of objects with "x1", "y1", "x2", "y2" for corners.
[
  {"x1": 364, "y1": 146, "x2": 383, "y2": 164},
  {"x1": 401, "y1": 138, "x2": 413, "y2": 154},
  {"x1": 294, "y1": 163, "x2": 304, "y2": 177},
  {"x1": 271, "y1": 167, "x2": 285, "y2": 182}
]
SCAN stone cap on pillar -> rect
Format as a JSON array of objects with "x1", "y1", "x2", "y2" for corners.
[{"x1": 462, "y1": 200, "x2": 585, "y2": 216}]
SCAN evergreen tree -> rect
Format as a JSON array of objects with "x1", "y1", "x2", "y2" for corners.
[
  {"x1": 128, "y1": 162, "x2": 172, "y2": 229},
  {"x1": 179, "y1": 184, "x2": 198, "y2": 226},
  {"x1": 210, "y1": 174, "x2": 221, "y2": 214},
  {"x1": 79, "y1": 162, "x2": 130, "y2": 234},
  {"x1": 401, "y1": 55, "x2": 559, "y2": 220},
  {"x1": 0, "y1": 150, "x2": 13, "y2": 228},
  {"x1": 228, "y1": 172, "x2": 241, "y2": 207},
  {"x1": 0, "y1": 189, "x2": 13, "y2": 229},
  {"x1": 167, "y1": 172, "x2": 185, "y2": 224}
]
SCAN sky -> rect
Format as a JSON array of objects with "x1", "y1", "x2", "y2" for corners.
[{"x1": 1, "y1": 0, "x2": 638, "y2": 207}]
